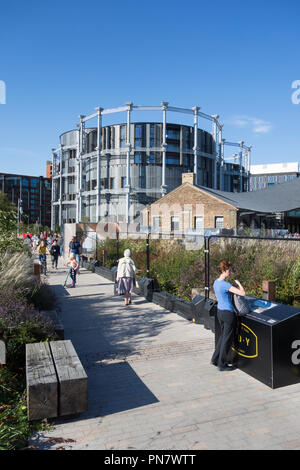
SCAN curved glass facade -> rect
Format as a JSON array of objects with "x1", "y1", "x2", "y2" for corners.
[{"x1": 51, "y1": 111, "x2": 250, "y2": 228}]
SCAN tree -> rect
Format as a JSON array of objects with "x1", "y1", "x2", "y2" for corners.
[
  {"x1": 0, "y1": 191, "x2": 17, "y2": 212},
  {"x1": 0, "y1": 208, "x2": 24, "y2": 253}
]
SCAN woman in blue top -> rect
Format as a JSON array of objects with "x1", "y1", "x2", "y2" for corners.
[{"x1": 211, "y1": 260, "x2": 245, "y2": 371}]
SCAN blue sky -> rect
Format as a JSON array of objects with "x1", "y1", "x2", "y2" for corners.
[{"x1": 0, "y1": 0, "x2": 300, "y2": 176}]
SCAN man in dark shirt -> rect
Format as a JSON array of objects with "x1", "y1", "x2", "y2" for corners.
[{"x1": 50, "y1": 239, "x2": 61, "y2": 269}]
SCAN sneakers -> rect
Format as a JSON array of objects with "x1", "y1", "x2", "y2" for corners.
[
  {"x1": 218, "y1": 364, "x2": 237, "y2": 372},
  {"x1": 211, "y1": 360, "x2": 237, "y2": 371}
]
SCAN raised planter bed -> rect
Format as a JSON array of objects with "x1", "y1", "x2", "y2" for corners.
[{"x1": 144, "y1": 282, "x2": 217, "y2": 332}]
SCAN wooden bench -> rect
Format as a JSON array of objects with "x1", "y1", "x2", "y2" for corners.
[{"x1": 26, "y1": 340, "x2": 88, "y2": 421}]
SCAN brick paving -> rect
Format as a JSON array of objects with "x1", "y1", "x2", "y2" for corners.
[{"x1": 30, "y1": 262, "x2": 300, "y2": 450}]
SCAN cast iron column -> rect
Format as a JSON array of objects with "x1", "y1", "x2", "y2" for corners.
[{"x1": 161, "y1": 101, "x2": 168, "y2": 196}]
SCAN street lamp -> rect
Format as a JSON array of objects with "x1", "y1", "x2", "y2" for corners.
[{"x1": 17, "y1": 198, "x2": 23, "y2": 238}]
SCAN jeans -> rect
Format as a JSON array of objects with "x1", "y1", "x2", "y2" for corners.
[
  {"x1": 70, "y1": 268, "x2": 76, "y2": 285},
  {"x1": 52, "y1": 254, "x2": 59, "y2": 268}
]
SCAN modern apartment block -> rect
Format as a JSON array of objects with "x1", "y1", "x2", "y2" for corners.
[
  {"x1": 250, "y1": 162, "x2": 300, "y2": 191},
  {"x1": 0, "y1": 172, "x2": 51, "y2": 227},
  {"x1": 51, "y1": 102, "x2": 252, "y2": 228}
]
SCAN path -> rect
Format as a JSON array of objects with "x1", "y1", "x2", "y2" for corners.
[{"x1": 30, "y1": 261, "x2": 300, "y2": 450}]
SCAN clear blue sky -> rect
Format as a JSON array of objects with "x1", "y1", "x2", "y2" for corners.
[{"x1": 0, "y1": 0, "x2": 300, "y2": 176}]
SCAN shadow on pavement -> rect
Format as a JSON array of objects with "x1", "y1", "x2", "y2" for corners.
[
  {"x1": 39, "y1": 274, "x2": 172, "y2": 428},
  {"x1": 51, "y1": 285, "x2": 70, "y2": 297},
  {"x1": 29, "y1": 360, "x2": 159, "y2": 449}
]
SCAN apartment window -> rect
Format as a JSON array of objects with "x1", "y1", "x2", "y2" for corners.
[
  {"x1": 150, "y1": 124, "x2": 155, "y2": 147},
  {"x1": 121, "y1": 177, "x2": 127, "y2": 188},
  {"x1": 215, "y1": 216, "x2": 224, "y2": 229},
  {"x1": 166, "y1": 155, "x2": 180, "y2": 166},
  {"x1": 171, "y1": 216, "x2": 180, "y2": 232},
  {"x1": 134, "y1": 152, "x2": 143, "y2": 164},
  {"x1": 110, "y1": 127, "x2": 115, "y2": 149},
  {"x1": 167, "y1": 143, "x2": 180, "y2": 152},
  {"x1": 167, "y1": 128, "x2": 180, "y2": 140},
  {"x1": 120, "y1": 125, "x2": 126, "y2": 148},
  {"x1": 31, "y1": 178, "x2": 39, "y2": 188},
  {"x1": 101, "y1": 178, "x2": 108, "y2": 189},
  {"x1": 135, "y1": 124, "x2": 143, "y2": 147}
]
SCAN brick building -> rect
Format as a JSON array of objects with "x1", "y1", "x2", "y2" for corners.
[
  {"x1": 0, "y1": 172, "x2": 51, "y2": 227},
  {"x1": 143, "y1": 173, "x2": 238, "y2": 234},
  {"x1": 143, "y1": 172, "x2": 300, "y2": 234}
]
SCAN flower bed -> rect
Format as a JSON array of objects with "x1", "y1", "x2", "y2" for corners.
[{"x1": 92, "y1": 237, "x2": 300, "y2": 307}]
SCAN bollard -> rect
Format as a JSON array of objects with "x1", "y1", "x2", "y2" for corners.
[
  {"x1": 262, "y1": 280, "x2": 276, "y2": 301},
  {"x1": 0, "y1": 339, "x2": 6, "y2": 365},
  {"x1": 102, "y1": 249, "x2": 107, "y2": 266},
  {"x1": 33, "y1": 262, "x2": 40, "y2": 282}
]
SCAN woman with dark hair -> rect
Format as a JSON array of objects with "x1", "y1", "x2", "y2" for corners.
[{"x1": 211, "y1": 261, "x2": 245, "y2": 371}]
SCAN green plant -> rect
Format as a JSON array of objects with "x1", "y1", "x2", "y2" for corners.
[
  {"x1": 27, "y1": 282, "x2": 58, "y2": 311},
  {"x1": 0, "y1": 367, "x2": 48, "y2": 450},
  {"x1": 0, "y1": 251, "x2": 37, "y2": 295}
]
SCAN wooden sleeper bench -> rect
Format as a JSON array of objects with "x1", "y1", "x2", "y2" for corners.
[{"x1": 26, "y1": 340, "x2": 88, "y2": 421}]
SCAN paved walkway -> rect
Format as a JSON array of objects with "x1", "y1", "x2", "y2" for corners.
[{"x1": 30, "y1": 261, "x2": 300, "y2": 450}]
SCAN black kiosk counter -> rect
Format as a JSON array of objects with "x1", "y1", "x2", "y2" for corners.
[{"x1": 215, "y1": 297, "x2": 300, "y2": 389}]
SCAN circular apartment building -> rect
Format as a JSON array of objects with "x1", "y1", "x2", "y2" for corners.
[{"x1": 51, "y1": 103, "x2": 251, "y2": 228}]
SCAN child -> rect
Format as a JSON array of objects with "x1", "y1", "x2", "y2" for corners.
[{"x1": 65, "y1": 253, "x2": 79, "y2": 287}]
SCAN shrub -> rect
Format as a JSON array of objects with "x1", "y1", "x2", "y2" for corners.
[
  {"x1": 0, "y1": 367, "x2": 46, "y2": 450},
  {"x1": 0, "y1": 251, "x2": 37, "y2": 296},
  {"x1": 0, "y1": 286, "x2": 56, "y2": 370},
  {"x1": 27, "y1": 281, "x2": 58, "y2": 312}
]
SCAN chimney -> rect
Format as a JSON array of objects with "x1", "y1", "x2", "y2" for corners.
[{"x1": 182, "y1": 172, "x2": 196, "y2": 185}]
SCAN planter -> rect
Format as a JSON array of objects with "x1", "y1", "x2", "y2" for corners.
[
  {"x1": 152, "y1": 291, "x2": 176, "y2": 311},
  {"x1": 191, "y1": 297, "x2": 217, "y2": 332},
  {"x1": 134, "y1": 277, "x2": 156, "y2": 300},
  {"x1": 94, "y1": 265, "x2": 117, "y2": 282},
  {"x1": 148, "y1": 289, "x2": 217, "y2": 333}
]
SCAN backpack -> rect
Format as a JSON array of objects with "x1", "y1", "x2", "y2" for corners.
[{"x1": 232, "y1": 294, "x2": 251, "y2": 316}]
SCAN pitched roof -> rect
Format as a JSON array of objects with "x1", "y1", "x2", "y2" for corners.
[{"x1": 195, "y1": 177, "x2": 300, "y2": 213}]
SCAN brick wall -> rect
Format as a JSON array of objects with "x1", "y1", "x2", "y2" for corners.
[{"x1": 143, "y1": 183, "x2": 238, "y2": 232}]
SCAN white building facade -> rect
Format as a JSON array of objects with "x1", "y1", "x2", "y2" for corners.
[{"x1": 250, "y1": 162, "x2": 300, "y2": 191}]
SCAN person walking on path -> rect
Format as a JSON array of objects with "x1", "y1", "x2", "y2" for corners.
[
  {"x1": 57, "y1": 234, "x2": 63, "y2": 256},
  {"x1": 65, "y1": 253, "x2": 79, "y2": 288},
  {"x1": 211, "y1": 260, "x2": 245, "y2": 372},
  {"x1": 50, "y1": 239, "x2": 60, "y2": 269},
  {"x1": 116, "y1": 249, "x2": 139, "y2": 306},
  {"x1": 68, "y1": 236, "x2": 81, "y2": 273}
]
